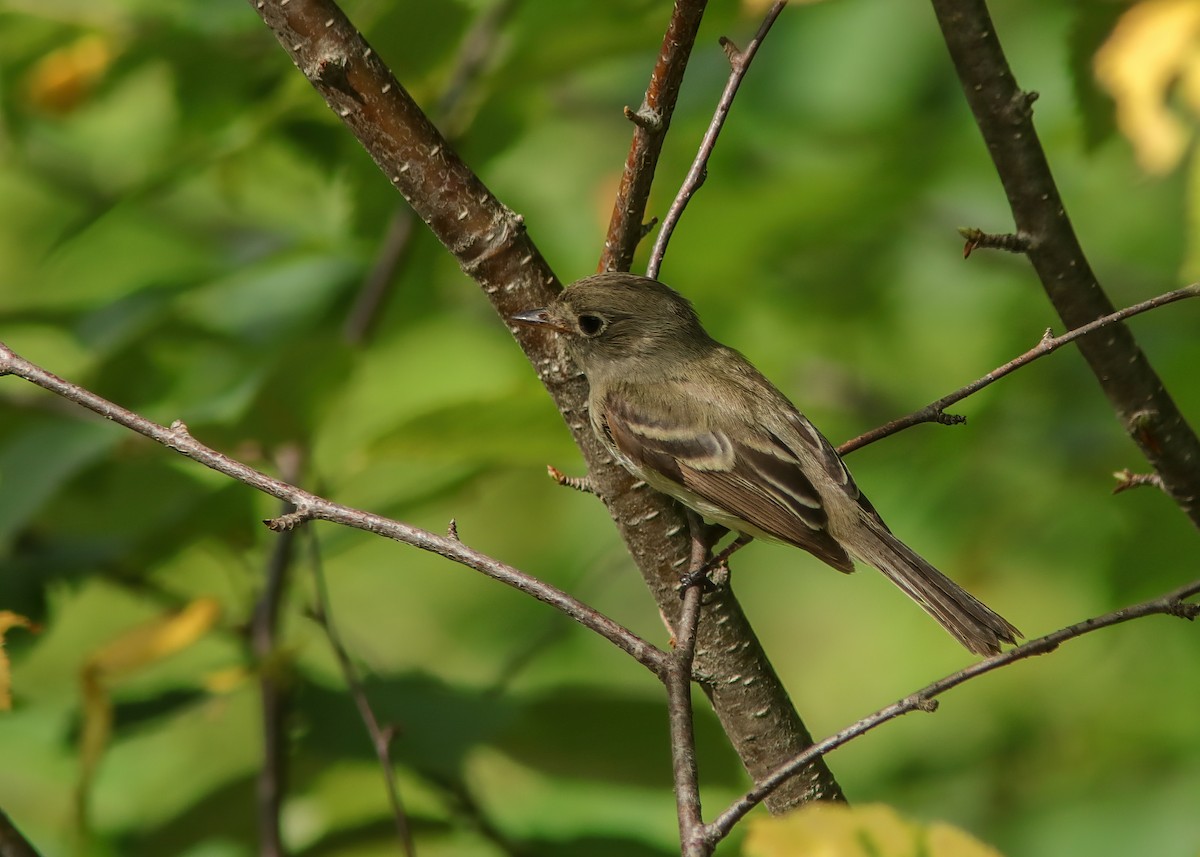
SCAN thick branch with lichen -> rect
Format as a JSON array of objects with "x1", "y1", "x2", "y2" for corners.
[{"x1": 262, "y1": 0, "x2": 846, "y2": 809}]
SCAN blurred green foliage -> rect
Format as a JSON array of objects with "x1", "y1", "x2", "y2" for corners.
[{"x1": 1, "y1": 0, "x2": 1198, "y2": 855}]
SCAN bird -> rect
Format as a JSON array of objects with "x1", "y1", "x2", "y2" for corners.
[{"x1": 511, "y1": 272, "x2": 1020, "y2": 656}]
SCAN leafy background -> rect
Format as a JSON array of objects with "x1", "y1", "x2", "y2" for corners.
[{"x1": 2, "y1": 0, "x2": 1198, "y2": 855}]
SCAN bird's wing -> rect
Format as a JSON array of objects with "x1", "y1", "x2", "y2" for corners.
[{"x1": 598, "y1": 389, "x2": 854, "y2": 572}]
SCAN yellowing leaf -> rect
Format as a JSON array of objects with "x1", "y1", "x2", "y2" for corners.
[
  {"x1": 76, "y1": 598, "x2": 222, "y2": 827},
  {"x1": 23, "y1": 34, "x2": 118, "y2": 115},
  {"x1": 203, "y1": 665, "x2": 251, "y2": 694},
  {"x1": 84, "y1": 597, "x2": 221, "y2": 678},
  {"x1": 0, "y1": 611, "x2": 39, "y2": 711},
  {"x1": 743, "y1": 802, "x2": 1006, "y2": 857},
  {"x1": 1094, "y1": 0, "x2": 1200, "y2": 174},
  {"x1": 742, "y1": 0, "x2": 826, "y2": 10}
]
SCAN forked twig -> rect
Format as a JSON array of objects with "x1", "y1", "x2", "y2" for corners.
[{"x1": 647, "y1": 2, "x2": 787, "y2": 278}]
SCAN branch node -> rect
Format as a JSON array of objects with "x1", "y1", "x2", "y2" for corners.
[
  {"x1": 1169, "y1": 599, "x2": 1200, "y2": 621},
  {"x1": 623, "y1": 104, "x2": 663, "y2": 132},
  {"x1": 914, "y1": 695, "x2": 939, "y2": 714},
  {"x1": 1005, "y1": 89, "x2": 1038, "y2": 122},
  {"x1": 959, "y1": 227, "x2": 1031, "y2": 258},
  {"x1": 639, "y1": 217, "x2": 659, "y2": 239},
  {"x1": 933, "y1": 410, "x2": 967, "y2": 427},
  {"x1": 1111, "y1": 468, "x2": 1166, "y2": 495},
  {"x1": 547, "y1": 464, "x2": 600, "y2": 496},
  {"x1": 264, "y1": 509, "x2": 312, "y2": 532},
  {"x1": 310, "y1": 50, "x2": 363, "y2": 104},
  {"x1": 719, "y1": 36, "x2": 742, "y2": 66},
  {"x1": 447, "y1": 518, "x2": 460, "y2": 541}
]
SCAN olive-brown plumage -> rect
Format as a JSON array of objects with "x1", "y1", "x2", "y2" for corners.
[{"x1": 512, "y1": 272, "x2": 1020, "y2": 656}]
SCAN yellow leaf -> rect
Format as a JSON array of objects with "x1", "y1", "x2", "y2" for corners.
[
  {"x1": 743, "y1": 802, "x2": 1006, "y2": 857},
  {"x1": 1094, "y1": 0, "x2": 1200, "y2": 174},
  {"x1": 742, "y1": 0, "x2": 827, "y2": 10},
  {"x1": 0, "y1": 611, "x2": 39, "y2": 711},
  {"x1": 76, "y1": 598, "x2": 222, "y2": 827},
  {"x1": 23, "y1": 33, "x2": 117, "y2": 115},
  {"x1": 204, "y1": 665, "x2": 251, "y2": 694},
  {"x1": 84, "y1": 597, "x2": 221, "y2": 679}
]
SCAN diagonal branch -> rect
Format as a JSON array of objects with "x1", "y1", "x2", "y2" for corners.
[
  {"x1": 343, "y1": 0, "x2": 518, "y2": 344},
  {"x1": 0, "y1": 341, "x2": 665, "y2": 677},
  {"x1": 705, "y1": 576, "x2": 1200, "y2": 842},
  {"x1": 244, "y1": 0, "x2": 843, "y2": 808},
  {"x1": 931, "y1": 0, "x2": 1200, "y2": 526},
  {"x1": 838, "y1": 284, "x2": 1200, "y2": 455},
  {"x1": 598, "y1": 0, "x2": 709, "y2": 273},
  {"x1": 647, "y1": 1, "x2": 787, "y2": 279},
  {"x1": 0, "y1": 807, "x2": 41, "y2": 857},
  {"x1": 670, "y1": 515, "x2": 715, "y2": 857},
  {"x1": 306, "y1": 531, "x2": 415, "y2": 855},
  {"x1": 250, "y1": 445, "x2": 304, "y2": 857}
]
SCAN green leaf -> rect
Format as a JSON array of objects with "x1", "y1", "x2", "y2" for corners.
[
  {"x1": 0, "y1": 417, "x2": 121, "y2": 551},
  {"x1": 371, "y1": 388, "x2": 576, "y2": 465}
]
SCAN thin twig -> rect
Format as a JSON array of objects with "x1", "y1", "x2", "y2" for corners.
[
  {"x1": 546, "y1": 464, "x2": 600, "y2": 496},
  {"x1": 306, "y1": 530, "x2": 415, "y2": 856},
  {"x1": 646, "y1": 1, "x2": 787, "y2": 279},
  {"x1": 704, "y1": 577, "x2": 1200, "y2": 842},
  {"x1": 959, "y1": 226, "x2": 1030, "y2": 258},
  {"x1": 837, "y1": 284, "x2": 1200, "y2": 455},
  {"x1": 251, "y1": 445, "x2": 304, "y2": 857},
  {"x1": 598, "y1": 0, "x2": 709, "y2": 273},
  {"x1": 343, "y1": 209, "x2": 415, "y2": 344},
  {"x1": 669, "y1": 513, "x2": 712, "y2": 856},
  {"x1": 1112, "y1": 468, "x2": 1167, "y2": 495},
  {"x1": 0, "y1": 342, "x2": 666, "y2": 677},
  {"x1": 420, "y1": 771, "x2": 526, "y2": 857}
]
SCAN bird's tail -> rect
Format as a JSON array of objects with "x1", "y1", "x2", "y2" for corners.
[{"x1": 853, "y1": 519, "x2": 1020, "y2": 656}]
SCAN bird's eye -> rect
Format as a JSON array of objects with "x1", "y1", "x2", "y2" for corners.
[{"x1": 577, "y1": 314, "x2": 606, "y2": 337}]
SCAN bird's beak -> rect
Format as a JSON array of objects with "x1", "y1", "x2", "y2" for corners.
[{"x1": 510, "y1": 308, "x2": 570, "y2": 333}]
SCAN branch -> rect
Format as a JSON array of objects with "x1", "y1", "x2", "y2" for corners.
[
  {"x1": 1112, "y1": 468, "x2": 1167, "y2": 495},
  {"x1": 343, "y1": 208, "x2": 414, "y2": 344},
  {"x1": 670, "y1": 515, "x2": 714, "y2": 857},
  {"x1": 931, "y1": 0, "x2": 1200, "y2": 526},
  {"x1": 251, "y1": 445, "x2": 304, "y2": 857},
  {"x1": 179, "y1": 0, "x2": 846, "y2": 808},
  {"x1": 598, "y1": 0, "x2": 709, "y2": 273},
  {"x1": 672, "y1": 586, "x2": 707, "y2": 856},
  {"x1": 838, "y1": 284, "x2": 1200, "y2": 455},
  {"x1": 342, "y1": 0, "x2": 517, "y2": 344},
  {"x1": 705, "y1": 577, "x2": 1200, "y2": 843},
  {"x1": 0, "y1": 341, "x2": 665, "y2": 677},
  {"x1": 241, "y1": 0, "x2": 843, "y2": 808},
  {"x1": 958, "y1": 226, "x2": 1030, "y2": 258},
  {"x1": 306, "y1": 531, "x2": 414, "y2": 856},
  {"x1": 646, "y1": 1, "x2": 787, "y2": 279},
  {"x1": 0, "y1": 807, "x2": 41, "y2": 857}
]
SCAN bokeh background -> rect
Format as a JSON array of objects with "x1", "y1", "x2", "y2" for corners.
[{"x1": 2, "y1": 0, "x2": 1198, "y2": 855}]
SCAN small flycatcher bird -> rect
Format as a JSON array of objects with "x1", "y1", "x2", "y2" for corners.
[{"x1": 512, "y1": 272, "x2": 1020, "y2": 656}]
